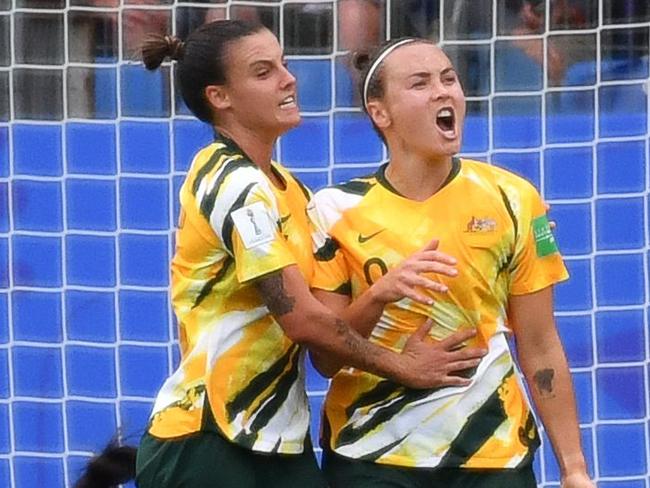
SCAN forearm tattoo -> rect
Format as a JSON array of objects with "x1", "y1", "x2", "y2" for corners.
[
  {"x1": 335, "y1": 318, "x2": 362, "y2": 354},
  {"x1": 533, "y1": 368, "x2": 555, "y2": 398},
  {"x1": 257, "y1": 273, "x2": 383, "y2": 373},
  {"x1": 332, "y1": 318, "x2": 391, "y2": 374},
  {"x1": 255, "y1": 272, "x2": 296, "y2": 317}
]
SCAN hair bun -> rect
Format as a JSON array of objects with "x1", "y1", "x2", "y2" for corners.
[
  {"x1": 352, "y1": 51, "x2": 371, "y2": 73},
  {"x1": 141, "y1": 33, "x2": 185, "y2": 71},
  {"x1": 164, "y1": 35, "x2": 184, "y2": 61}
]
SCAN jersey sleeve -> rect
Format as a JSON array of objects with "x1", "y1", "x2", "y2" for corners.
[
  {"x1": 307, "y1": 195, "x2": 351, "y2": 294},
  {"x1": 508, "y1": 181, "x2": 569, "y2": 295},
  {"x1": 199, "y1": 162, "x2": 297, "y2": 284}
]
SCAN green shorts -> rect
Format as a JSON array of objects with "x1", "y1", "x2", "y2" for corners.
[
  {"x1": 322, "y1": 449, "x2": 537, "y2": 488},
  {"x1": 136, "y1": 430, "x2": 327, "y2": 488}
]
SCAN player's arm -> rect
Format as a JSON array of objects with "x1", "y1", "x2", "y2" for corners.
[
  {"x1": 509, "y1": 287, "x2": 594, "y2": 488},
  {"x1": 309, "y1": 239, "x2": 485, "y2": 378},
  {"x1": 255, "y1": 265, "x2": 477, "y2": 390}
]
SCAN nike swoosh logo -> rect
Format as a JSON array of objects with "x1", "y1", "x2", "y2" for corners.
[{"x1": 358, "y1": 229, "x2": 385, "y2": 243}]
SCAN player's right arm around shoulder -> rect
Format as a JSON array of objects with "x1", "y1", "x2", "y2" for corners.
[{"x1": 254, "y1": 265, "x2": 485, "y2": 389}]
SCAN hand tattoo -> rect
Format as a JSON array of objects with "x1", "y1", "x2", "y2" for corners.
[{"x1": 533, "y1": 368, "x2": 555, "y2": 398}]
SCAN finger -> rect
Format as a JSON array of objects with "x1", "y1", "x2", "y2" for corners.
[
  {"x1": 416, "y1": 279, "x2": 449, "y2": 294},
  {"x1": 402, "y1": 289, "x2": 435, "y2": 305},
  {"x1": 446, "y1": 358, "x2": 482, "y2": 373},
  {"x1": 435, "y1": 375, "x2": 472, "y2": 388},
  {"x1": 412, "y1": 261, "x2": 458, "y2": 277},
  {"x1": 410, "y1": 318, "x2": 434, "y2": 341},
  {"x1": 439, "y1": 328, "x2": 476, "y2": 350},
  {"x1": 447, "y1": 346, "x2": 487, "y2": 361},
  {"x1": 543, "y1": 201, "x2": 551, "y2": 213},
  {"x1": 549, "y1": 219, "x2": 557, "y2": 230},
  {"x1": 419, "y1": 238, "x2": 440, "y2": 253},
  {"x1": 401, "y1": 275, "x2": 448, "y2": 293},
  {"x1": 418, "y1": 250, "x2": 457, "y2": 265}
]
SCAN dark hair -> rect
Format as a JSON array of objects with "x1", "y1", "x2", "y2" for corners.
[
  {"x1": 73, "y1": 442, "x2": 138, "y2": 488},
  {"x1": 353, "y1": 37, "x2": 433, "y2": 143},
  {"x1": 142, "y1": 20, "x2": 266, "y2": 123}
]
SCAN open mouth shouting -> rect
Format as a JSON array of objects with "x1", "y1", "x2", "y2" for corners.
[{"x1": 435, "y1": 106, "x2": 457, "y2": 139}]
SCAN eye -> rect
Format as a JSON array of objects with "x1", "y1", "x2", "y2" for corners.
[
  {"x1": 256, "y1": 68, "x2": 270, "y2": 78},
  {"x1": 443, "y1": 73, "x2": 457, "y2": 84},
  {"x1": 411, "y1": 80, "x2": 427, "y2": 89}
]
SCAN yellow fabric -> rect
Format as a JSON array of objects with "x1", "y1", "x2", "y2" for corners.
[
  {"x1": 310, "y1": 158, "x2": 568, "y2": 468},
  {"x1": 148, "y1": 140, "x2": 314, "y2": 454}
]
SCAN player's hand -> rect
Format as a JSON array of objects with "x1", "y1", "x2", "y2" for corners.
[
  {"x1": 543, "y1": 201, "x2": 557, "y2": 230},
  {"x1": 370, "y1": 239, "x2": 457, "y2": 306},
  {"x1": 399, "y1": 321, "x2": 486, "y2": 389},
  {"x1": 561, "y1": 471, "x2": 595, "y2": 488}
]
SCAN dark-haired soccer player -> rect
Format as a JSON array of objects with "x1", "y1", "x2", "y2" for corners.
[
  {"x1": 309, "y1": 38, "x2": 594, "y2": 488},
  {"x1": 74, "y1": 20, "x2": 486, "y2": 488}
]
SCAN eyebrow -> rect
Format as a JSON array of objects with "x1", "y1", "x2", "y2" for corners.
[
  {"x1": 408, "y1": 71, "x2": 431, "y2": 80},
  {"x1": 249, "y1": 59, "x2": 274, "y2": 70},
  {"x1": 408, "y1": 67, "x2": 456, "y2": 79}
]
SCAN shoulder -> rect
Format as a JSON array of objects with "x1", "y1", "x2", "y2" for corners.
[
  {"x1": 314, "y1": 173, "x2": 377, "y2": 206},
  {"x1": 461, "y1": 158, "x2": 540, "y2": 199},
  {"x1": 190, "y1": 141, "x2": 261, "y2": 188},
  {"x1": 310, "y1": 174, "x2": 377, "y2": 230},
  {"x1": 272, "y1": 161, "x2": 313, "y2": 202},
  {"x1": 188, "y1": 144, "x2": 275, "y2": 222}
]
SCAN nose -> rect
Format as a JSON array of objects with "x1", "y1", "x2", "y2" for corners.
[
  {"x1": 431, "y1": 81, "x2": 451, "y2": 101},
  {"x1": 280, "y1": 64, "x2": 297, "y2": 89}
]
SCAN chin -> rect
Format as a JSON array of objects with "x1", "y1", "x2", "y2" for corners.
[
  {"x1": 429, "y1": 141, "x2": 461, "y2": 158},
  {"x1": 281, "y1": 112, "x2": 301, "y2": 128}
]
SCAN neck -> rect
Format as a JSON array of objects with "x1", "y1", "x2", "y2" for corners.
[
  {"x1": 385, "y1": 149, "x2": 454, "y2": 201},
  {"x1": 215, "y1": 123, "x2": 275, "y2": 172}
]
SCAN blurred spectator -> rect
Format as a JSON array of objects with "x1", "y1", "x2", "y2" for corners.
[
  {"x1": 499, "y1": 0, "x2": 576, "y2": 87},
  {"x1": 14, "y1": 0, "x2": 133, "y2": 119},
  {"x1": 337, "y1": 0, "x2": 440, "y2": 103},
  {"x1": 338, "y1": 0, "x2": 440, "y2": 54},
  {"x1": 14, "y1": 0, "x2": 68, "y2": 119}
]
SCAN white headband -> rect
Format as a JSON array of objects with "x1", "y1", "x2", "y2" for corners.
[{"x1": 362, "y1": 38, "x2": 418, "y2": 109}]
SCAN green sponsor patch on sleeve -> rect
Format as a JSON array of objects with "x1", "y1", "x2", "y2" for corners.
[{"x1": 532, "y1": 215, "x2": 558, "y2": 257}]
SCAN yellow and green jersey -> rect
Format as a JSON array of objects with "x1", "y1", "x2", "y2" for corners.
[
  {"x1": 148, "y1": 138, "x2": 314, "y2": 454},
  {"x1": 309, "y1": 158, "x2": 568, "y2": 468}
]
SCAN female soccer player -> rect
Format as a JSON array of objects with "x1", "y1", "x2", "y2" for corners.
[
  {"x1": 72, "y1": 21, "x2": 488, "y2": 488},
  {"x1": 308, "y1": 38, "x2": 594, "y2": 488}
]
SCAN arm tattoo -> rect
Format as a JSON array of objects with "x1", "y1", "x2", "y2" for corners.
[
  {"x1": 533, "y1": 368, "x2": 555, "y2": 398},
  {"x1": 333, "y1": 318, "x2": 382, "y2": 370},
  {"x1": 335, "y1": 318, "x2": 361, "y2": 354},
  {"x1": 255, "y1": 272, "x2": 296, "y2": 317},
  {"x1": 258, "y1": 274, "x2": 384, "y2": 373}
]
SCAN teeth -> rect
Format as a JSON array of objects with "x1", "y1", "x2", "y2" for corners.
[
  {"x1": 281, "y1": 96, "x2": 295, "y2": 106},
  {"x1": 438, "y1": 109, "x2": 452, "y2": 119}
]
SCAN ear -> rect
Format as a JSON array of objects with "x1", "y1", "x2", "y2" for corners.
[
  {"x1": 205, "y1": 85, "x2": 231, "y2": 111},
  {"x1": 366, "y1": 100, "x2": 391, "y2": 130}
]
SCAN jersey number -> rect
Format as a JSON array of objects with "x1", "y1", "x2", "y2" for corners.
[{"x1": 363, "y1": 257, "x2": 388, "y2": 286}]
